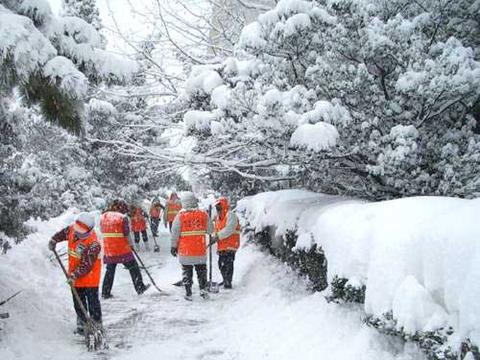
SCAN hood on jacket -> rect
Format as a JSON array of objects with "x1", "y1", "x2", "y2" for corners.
[{"x1": 215, "y1": 197, "x2": 229, "y2": 219}]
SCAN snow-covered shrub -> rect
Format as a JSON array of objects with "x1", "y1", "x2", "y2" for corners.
[
  {"x1": 327, "y1": 276, "x2": 366, "y2": 304},
  {"x1": 239, "y1": 190, "x2": 480, "y2": 360}
]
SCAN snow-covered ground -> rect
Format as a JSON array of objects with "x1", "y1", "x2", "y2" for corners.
[{"x1": 0, "y1": 210, "x2": 425, "y2": 360}]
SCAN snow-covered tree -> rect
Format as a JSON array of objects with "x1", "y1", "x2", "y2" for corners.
[
  {"x1": 0, "y1": 0, "x2": 136, "y2": 133},
  {"x1": 163, "y1": 0, "x2": 480, "y2": 200},
  {"x1": 0, "y1": 0, "x2": 138, "y2": 237},
  {"x1": 63, "y1": 0, "x2": 102, "y2": 31}
]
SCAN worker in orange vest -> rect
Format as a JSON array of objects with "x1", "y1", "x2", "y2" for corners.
[
  {"x1": 48, "y1": 212, "x2": 102, "y2": 335},
  {"x1": 170, "y1": 192, "x2": 213, "y2": 301},
  {"x1": 163, "y1": 192, "x2": 182, "y2": 232},
  {"x1": 130, "y1": 204, "x2": 149, "y2": 251},
  {"x1": 212, "y1": 197, "x2": 241, "y2": 289},
  {"x1": 149, "y1": 197, "x2": 164, "y2": 239},
  {"x1": 100, "y1": 200, "x2": 150, "y2": 299}
]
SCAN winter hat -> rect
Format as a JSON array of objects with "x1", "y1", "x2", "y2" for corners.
[
  {"x1": 180, "y1": 192, "x2": 198, "y2": 209},
  {"x1": 74, "y1": 212, "x2": 95, "y2": 233}
]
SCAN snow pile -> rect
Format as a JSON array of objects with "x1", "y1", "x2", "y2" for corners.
[
  {"x1": 238, "y1": 190, "x2": 480, "y2": 343},
  {"x1": 290, "y1": 122, "x2": 339, "y2": 151}
]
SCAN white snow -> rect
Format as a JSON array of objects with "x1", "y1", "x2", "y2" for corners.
[
  {"x1": 0, "y1": 7, "x2": 56, "y2": 79},
  {"x1": 43, "y1": 56, "x2": 88, "y2": 98},
  {"x1": 0, "y1": 209, "x2": 425, "y2": 360},
  {"x1": 17, "y1": 0, "x2": 53, "y2": 25},
  {"x1": 87, "y1": 98, "x2": 117, "y2": 115},
  {"x1": 184, "y1": 110, "x2": 219, "y2": 133},
  {"x1": 211, "y1": 85, "x2": 231, "y2": 110},
  {"x1": 301, "y1": 100, "x2": 352, "y2": 125},
  {"x1": 185, "y1": 68, "x2": 223, "y2": 96},
  {"x1": 238, "y1": 190, "x2": 480, "y2": 344},
  {"x1": 290, "y1": 122, "x2": 339, "y2": 151},
  {"x1": 238, "y1": 22, "x2": 267, "y2": 50},
  {"x1": 284, "y1": 13, "x2": 311, "y2": 36}
]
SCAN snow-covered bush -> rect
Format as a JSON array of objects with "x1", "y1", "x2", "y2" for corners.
[{"x1": 238, "y1": 189, "x2": 480, "y2": 359}]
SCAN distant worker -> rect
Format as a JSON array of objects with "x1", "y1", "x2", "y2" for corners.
[
  {"x1": 212, "y1": 197, "x2": 240, "y2": 289},
  {"x1": 149, "y1": 198, "x2": 164, "y2": 239},
  {"x1": 170, "y1": 192, "x2": 213, "y2": 301},
  {"x1": 163, "y1": 192, "x2": 182, "y2": 232},
  {"x1": 48, "y1": 212, "x2": 102, "y2": 335},
  {"x1": 100, "y1": 200, "x2": 150, "y2": 299},
  {"x1": 130, "y1": 204, "x2": 149, "y2": 251}
]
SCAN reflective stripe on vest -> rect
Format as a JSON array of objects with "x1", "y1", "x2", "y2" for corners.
[
  {"x1": 166, "y1": 201, "x2": 182, "y2": 222},
  {"x1": 180, "y1": 230, "x2": 207, "y2": 236},
  {"x1": 103, "y1": 232, "x2": 124, "y2": 238},
  {"x1": 100, "y1": 212, "x2": 132, "y2": 259},
  {"x1": 68, "y1": 248, "x2": 81, "y2": 259}
]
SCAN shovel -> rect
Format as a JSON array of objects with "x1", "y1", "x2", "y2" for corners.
[
  {"x1": 131, "y1": 247, "x2": 168, "y2": 295},
  {"x1": 53, "y1": 249, "x2": 108, "y2": 351},
  {"x1": 152, "y1": 236, "x2": 160, "y2": 253},
  {"x1": 207, "y1": 205, "x2": 219, "y2": 293}
]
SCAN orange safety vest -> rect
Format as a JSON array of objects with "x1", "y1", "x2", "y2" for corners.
[
  {"x1": 178, "y1": 210, "x2": 208, "y2": 257},
  {"x1": 68, "y1": 226, "x2": 101, "y2": 288},
  {"x1": 100, "y1": 212, "x2": 132, "y2": 258},
  {"x1": 166, "y1": 201, "x2": 182, "y2": 222},
  {"x1": 215, "y1": 213, "x2": 241, "y2": 252},
  {"x1": 131, "y1": 207, "x2": 147, "y2": 232},
  {"x1": 150, "y1": 205, "x2": 161, "y2": 218}
]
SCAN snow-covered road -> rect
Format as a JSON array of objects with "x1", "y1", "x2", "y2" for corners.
[{"x1": 0, "y1": 215, "x2": 425, "y2": 360}]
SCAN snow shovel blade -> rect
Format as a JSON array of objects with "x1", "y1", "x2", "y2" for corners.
[
  {"x1": 208, "y1": 281, "x2": 219, "y2": 293},
  {"x1": 172, "y1": 280, "x2": 184, "y2": 287},
  {"x1": 84, "y1": 323, "x2": 108, "y2": 351}
]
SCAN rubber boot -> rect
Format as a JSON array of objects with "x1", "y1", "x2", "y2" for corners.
[
  {"x1": 184, "y1": 285, "x2": 193, "y2": 301},
  {"x1": 138, "y1": 283, "x2": 151, "y2": 295}
]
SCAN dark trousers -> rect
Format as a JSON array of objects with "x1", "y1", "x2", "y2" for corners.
[
  {"x1": 72, "y1": 287, "x2": 102, "y2": 326},
  {"x1": 133, "y1": 230, "x2": 148, "y2": 243},
  {"x1": 150, "y1": 217, "x2": 160, "y2": 237},
  {"x1": 102, "y1": 260, "x2": 145, "y2": 296},
  {"x1": 182, "y1": 264, "x2": 207, "y2": 292},
  {"x1": 218, "y1": 251, "x2": 236, "y2": 286}
]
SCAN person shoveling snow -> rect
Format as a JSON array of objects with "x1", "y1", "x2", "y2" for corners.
[{"x1": 170, "y1": 192, "x2": 214, "y2": 301}]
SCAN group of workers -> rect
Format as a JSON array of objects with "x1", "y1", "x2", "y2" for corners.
[{"x1": 47, "y1": 192, "x2": 241, "y2": 335}]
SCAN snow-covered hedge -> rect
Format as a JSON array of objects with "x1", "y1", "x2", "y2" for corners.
[{"x1": 238, "y1": 190, "x2": 480, "y2": 359}]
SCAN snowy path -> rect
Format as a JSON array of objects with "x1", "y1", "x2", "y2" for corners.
[{"x1": 1, "y1": 220, "x2": 425, "y2": 360}]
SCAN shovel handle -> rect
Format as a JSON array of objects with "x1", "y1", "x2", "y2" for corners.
[
  {"x1": 131, "y1": 247, "x2": 164, "y2": 293},
  {"x1": 52, "y1": 249, "x2": 95, "y2": 328}
]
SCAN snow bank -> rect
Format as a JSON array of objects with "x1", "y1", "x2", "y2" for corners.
[{"x1": 238, "y1": 190, "x2": 480, "y2": 344}]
